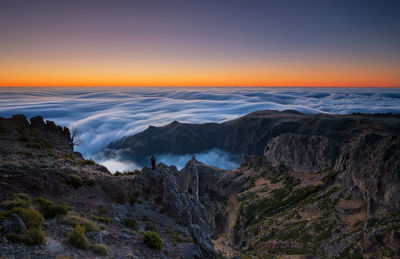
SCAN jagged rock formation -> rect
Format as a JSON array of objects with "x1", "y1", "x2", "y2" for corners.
[
  {"x1": 0, "y1": 115, "x2": 216, "y2": 258},
  {"x1": 100, "y1": 110, "x2": 400, "y2": 258},
  {"x1": 99, "y1": 110, "x2": 400, "y2": 166},
  {"x1": 101, "y1": 110, "x2": 400, "y2": 210},
  {"x1": 2, "y1": 110, "x2": 400, "y2": 258},
  {"x1": 264, "y1": 134, "x2": 339, "y2": 172}
]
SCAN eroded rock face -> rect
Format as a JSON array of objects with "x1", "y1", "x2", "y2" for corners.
[
  {"x1": 188, "y1": 224, "x2": 217, "y2": 259},
  {"x1": 264, "y1": 133, "x2": 339, "y2": 172},
  {"x1": 263, "y1": 130, "x2": 400, "y2": 210},
  {"x1": 336, "y1": 134, "x2": 400, "y2": 209},
  {"x1": 138, "y1": 166, "x2": 209, "y2": 231},
  {"x1": 0, "y1": 114, "x2": 218, "y2": 258}
]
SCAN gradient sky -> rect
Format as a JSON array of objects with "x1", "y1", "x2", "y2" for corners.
[{"x1": 0, "y1": 0, "x2": 399, "y2": 87}]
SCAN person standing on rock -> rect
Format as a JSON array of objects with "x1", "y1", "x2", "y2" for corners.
[{"x1": 150, "y1": 154, "x2": 156, "y2": 170}]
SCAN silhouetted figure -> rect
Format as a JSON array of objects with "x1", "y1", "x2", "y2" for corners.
[{"x1": 150, "y1": 154, "x2": 156, "y2": 170}]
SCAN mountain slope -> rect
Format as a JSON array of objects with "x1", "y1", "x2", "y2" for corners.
[
  {"x1": 0, "y1": 115, "x2": 216, "y2": 258},
  {"x1": 99, "y1": 110, "x2": 400, "y2": 167}
]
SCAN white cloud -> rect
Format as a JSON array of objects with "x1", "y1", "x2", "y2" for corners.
[{"x1": 1, "y1": 86, "x2": 399, "y2": 172}]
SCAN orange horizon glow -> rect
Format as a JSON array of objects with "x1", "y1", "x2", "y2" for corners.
[
  {"x1": 1, "y1": 1, "x2": 400, "y2": 88},
  {"x1": 1, "y1": 55, "x2": 399, "y2": 87}
]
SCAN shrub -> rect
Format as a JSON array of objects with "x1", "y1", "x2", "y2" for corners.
[
  {"x1": 27, "y1": 228, "x2": 46, "y2": 245},
  {"x1": 6, "y1": 228, "x2": 45, "y2": 245},
  {"x1": 59, "y1": 212, "x2": 100, "y2": 232},
  {"x1": 68, "y1": 225, "x2": 90, "y2": 249},
  {"x1": 13, "y1": 193, "x2": 30, "y2": 201},
  {"x1": 67, "y1": 174, "x2": 84, "y2": 188},
  {"x1": 91, "y1": 243, "x2": 108, "y2": 256},
  {"x1": 10, "y1": 207, "x2": 44, "y2": 229},
  {"x1": 114, "y1": 170, "x2": 141, "y2": 176},
  {"x1": 34, "y1": 196, "x2": 70, "y2": 218},
  {"x1": 114, "y1": 171, "x2": 123, "y2": 176},
  {"x1": 51, "y1": 204, "x2": 71, "y2": 217},
  {"x1": 123, "y1": 218, "x2": 138, "y2": 229},
  {"x1": 0, "y1": 194, "x2": 31, "y2": 210},
  {"x1": 82, "y1": 159, "x2": 96, "y2": 166},
  {"x1": 34, "y1": 196, "x2": 53, "y2": 208},
  {"x1": 143, "y1": 231, "x2": 162, "y2": 250}
]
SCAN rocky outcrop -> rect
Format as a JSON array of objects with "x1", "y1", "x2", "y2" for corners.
[
  {"x1": 188, "y1": 224, "x2": 217, "y2": 258},
  {"x1": 1, "y1": 214, "x2": 27, "y2": 234},
  {"x1": 263, "y1": 130, "x2": 400, "y2": 210},
  {"x1": 264, "y1": 133, "x2": 340, "y2": 172},
  {"x1": 0, "y1": 115, "x2": 217, "y2": 258},
  {"x1": 336, "y1": 134, "x2": 400, "y2": 209},
  {"x1": 132, "y1": 165, "x2": 209, "y2": 231}
]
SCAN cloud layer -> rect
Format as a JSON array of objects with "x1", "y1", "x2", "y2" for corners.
[{"x1": 1, "y1": 87, "x2": 399, "y2": 171}]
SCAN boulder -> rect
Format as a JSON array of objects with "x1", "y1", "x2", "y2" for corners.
[
  {"x1": 1, "y1": 213, "x2": 27, "y2": 234},
  {"x1": 188, "y1": 224, "x2": 217, "y2": 259}
]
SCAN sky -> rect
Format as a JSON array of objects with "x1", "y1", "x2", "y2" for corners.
[{"x1": 0, "y1": 0, "x2": 399, "y2": 87}]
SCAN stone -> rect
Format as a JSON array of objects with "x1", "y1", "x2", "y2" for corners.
[
  {"x1": 189, "y1": 224, "x2": 217, "y2": 259},
  {"x1": 264, "y1": 134, "x2": 339, "y2": 172},
  {"x1": 6, "y1": 213, "x2": 27, "y2": 234},
  {"x1": 30, "y1": 116, "x2": 46, "y2": 128}
]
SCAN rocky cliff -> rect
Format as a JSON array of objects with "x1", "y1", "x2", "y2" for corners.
[
  {"x1": 1, "y1": 110, "x2": 400, "y2": 258},
  {"x1": 99, "y1": 110, "x2": 400, "y2": 166},
  {"x1": 99, "y1": 109, "x2": 400, "y2": 258},
  {"x1": 0, "y1": 115, "x2": 217, "y2": 258}
]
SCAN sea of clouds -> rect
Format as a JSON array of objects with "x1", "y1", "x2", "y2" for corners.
[{"x1": 0, "y1": 87, "x2": 399, "y2": 172}]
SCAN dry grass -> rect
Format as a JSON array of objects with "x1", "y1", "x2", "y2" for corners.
[{"x1": 58, "y1": 212, "x2": 100, "y2": 232}]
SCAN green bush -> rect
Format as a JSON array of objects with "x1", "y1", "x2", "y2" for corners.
[
  {"x1": 143, "y1": 231, "x2": 162, "y2": 250},
  {"x1": 0, "y1": 194, "x2": 31, "y2": 210},
  {"x1": 91, "y1": 243, "x2": 108, "y2": 256},
  {"x1": 34, "y1": 196, "x2": 70, "y2": 219},
  {"x1": 10, "y1": 207, "x2": 44, "y2": 229},
  {"x1": 6, "y1": 228, "x2": 45, "y2": 245},
  {"x1": 82, "y1": 159, "x2": 96, "y2": 166},
  {"x1": 67, "y1": 174, "x2": 84, "y2": 188},
  {"x1": 114, "y1": 170, "x2": 141, "y2": 176},
  {"x1": 59, "y1": 212, "x2": 100, "y2": 232},
  {"x1": 68, "y1": 225, "x2": 90, "y2": 249},
  {"x1": 27, "y1": 228, "x2": 46, "y2": 245},
  {"x1": 51, "y1": 204, "x2": 71, "y2": 217},
  {"x1": 123, "y1": 218, "x2": 138, "y2": 229},
  {"x1": 34, "y1": 196, "x2": 53, "y2": 208}
]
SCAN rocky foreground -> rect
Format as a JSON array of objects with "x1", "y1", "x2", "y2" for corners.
[
  {"x1": 0, "y1": 115, "x2": 216, "y2": 258},
  {"x1": 1, "y1": 111, "x2": 400, "y2": 258}
]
